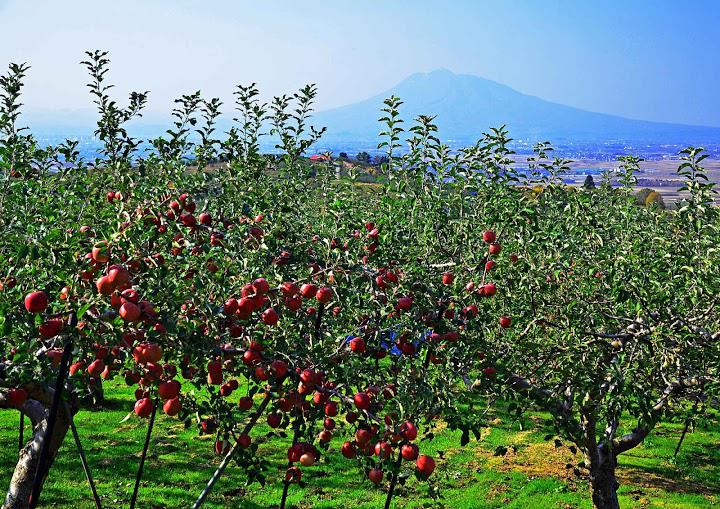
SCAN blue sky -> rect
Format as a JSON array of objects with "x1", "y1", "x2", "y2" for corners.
[{"x1": 1, "y1": 0, "x2": 719, "y2": 126}]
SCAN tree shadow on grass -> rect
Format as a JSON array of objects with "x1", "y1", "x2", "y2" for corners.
[{"x1": 618, "y1": 460, "x2": 720, "y2": 496}]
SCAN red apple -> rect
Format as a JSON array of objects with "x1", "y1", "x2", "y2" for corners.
[
  {"x1": 261, "y1": 307, "x2": 279, "y2": 326},
  {"x1": 353, "y1": 392, "x2": 371, "y2": 411},
  {"x1": 163, "y1": 397, "x2": 181, "y2": 416},
  {"x1": 7, "y1": 388, "x2": 27, "y2": 408},
  {"x1": 24, "y1": 291, "x2": 48, "y2": 313},
  {"x1": 399, "y1": 421, "x2": 418, "y2": 441},
  {"x1": 134, "y1": 397, "x2": 154, "y2": 418},
  {"x1": 349, "y1": 337, "x2": 366, "y2": 353},
  {"x1": 158, "y1": 380, "x2": 181, "y2": 400},
  {"x1": 316, "y1": 287, "x2": 333, "y2": 304},
  {"x1": 416, "y1": 455, "x2": 436, "y2": 478},
  {"x1": 401, "y1": 443, "x2": 419, "y2": 461},
  {"x1": 368, "y1": 468, "x2": 383, "y2": 485},
  {"x1": 300, "y1": 283, "x2": 318, "y2": 299},
  {"x1": 341, "y1": 441, "x2": 356, "y2": 459}
]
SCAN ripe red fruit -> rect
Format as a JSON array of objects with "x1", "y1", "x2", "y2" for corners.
[
  {"x1": 349, "y1": 337, "x2": 366, "y2": 354},
  {"x1": 91, "y1": 242, "x2": 110, "y2": 263},
  {"x1": 96, "y1": 275, "x2": 114, "y2": 295},
  {"x1": 285, "y1": 466, "x2": 302, "y2": 483},
  {"x1": 482, "y1": 282, "x2": 497, "y2": 297},
  {"x1": 119, "y1": 301, "x2": 141, "y2": 322},
  {"x1": 238, "y1": 396, "x2": 253, "y2": 411},
  {"x1": 300, "y1": 452, "x2": 316, "y2": 466},
  {"x1": 280, "y1": 282, "x2": 299, "y2": 296},
  {"x1": 261, "y1": 307, "x2": 279, "y2": 326},
  {"x1": 134, "y1": 397, "x2": 154, "y2": 418},
  {"x1": 399, "y1": 421, "x2": 418, "y2": 441},
  {"x1": 198, "y1": 212, "x2": 212, "y2": 226},
  {"x1": 262, "y1": 355, "x2": 281, "y2": 374},
  {"x1": 180, "y1": 213, "x2": 197, "y2": 227},
  {"x1": 442, "y1": 272, "x2": 454, "y2": 285},
  {"x1": 341, "y1": 441, "x2": 356, "y2": 459},
  {"x1": 207, "y1": 360, "x2": 223, "y2": 385},
  {"x1": 201, "y1": 419, "x2": 218, "y2": 434},
  {"x1": 215, "y1": 440, "x2": 231, "y2": 456},
  {"x1": 7, "y1": 388, "x2": 27, "y2": 408},
  {"x1": 237, "y1": 433, "x2": 251, "y2": 449},
  {"x1": 24, "y1": 291, "x2": 48, "y2": 313},
  {"x1": 401, "y1": 443, "x2": 419, "y2": 461},
  {"x1": 483, "y1": 230, "x2": 496, "y2": 243},
  {"x1": 316, "y1": 287, "x2": 333, "y2": 304},
  {"x1": 143, "y1": 343, "x2": 163, "y2": 363},
  {"x1": 288, "y1": 443, "x2": 303, "y2": 462},
  {"x1": 482, "y1": 366, "x2": 497, "y2": 378},
  {"x1": 69, "y1": 361, "x2": 85, "y2": 376},
  {"x1": 121, "y1": 288, "x2": 140, "y2": 304},
  {"x1": 499, "y1": 315, "x2": 512, "y2": 328},
  {"x1": 300, "y1": 283, "x2": 318, "y2": 299},
  {"x1": 485, "y1": 260, "x2": 496, "y2": 272},
  {"x1": 353, "y1": 392, "x2": 371, "y2": 411},
  {"x1": 87, "y1": 359, "x2": 105, "y2": 377},
  {"x1": 510, "y1": 254, "x2": 519, "y2": 263},
  {"x1": 223, "y1": 298, "x2": 238, "y2": 315},
  {"x1": 107, "y1": 265, "x2": 130, "y2": 287},
  {"x1": 267, "y1": 413, "x2": 282, "y2": 428},
  {"x1": 324, "y1": 401, "x2": 338, "y2": 417},
  {"x1": 318, "y1": 430, "x2": 332, "y2": 443},
  {"x1": 374, "y1": 441, "x2": 392, "y2": 459},
  {"x1": 220, "y1": 383, "x2": 233, "y2": 398},
  {"x1": 416, "y1": 455, "x2": 436, "y2": 478},
  {"x1": 163, "y1": 397, "x2": 181, "y2": 416},
  {"x1": 39, "y1": 318, "x2": 63, "y2": 338},
  {"x1": 355, "y1": 428, "x2": 372, "y2": 445},
  {"x1": 253, "y1": 278, "x2": 270, "y2": 295},
  {"x1": 368, "y1": 468, "x2": 383, "y2": 485},
  {"x1": 236, "y1": 297, "x2": 255, "y2": 319},
  {"x1": 489, "y1": 242, "x2": 502, "y2": 255},
  {"x1": 158, "y1": 380, "x2": 181, "y2": 400},
  {"x1": 397, "y1": 296, "x2": 412, "y2": 311}
]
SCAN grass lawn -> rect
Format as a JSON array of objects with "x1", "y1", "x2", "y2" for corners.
[{"x1": 0, "y1": 382, "x2": 717, "y2": 508}]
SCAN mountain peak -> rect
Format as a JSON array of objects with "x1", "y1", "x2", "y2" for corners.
[{"x1": 314, "y1": 70, "x2": 720, "y2": 144}]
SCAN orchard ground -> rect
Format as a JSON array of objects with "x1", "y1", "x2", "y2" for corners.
[{"x1": 0, "y1": 383, "x2": 716, "y2": 509}]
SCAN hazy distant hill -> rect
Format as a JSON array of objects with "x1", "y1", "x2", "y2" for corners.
[
  {"x1": 313, "y1": 69, "x2": 720, "y2": 145},
  {"x1": 26, "y1": 69, "x2": 720, "y2": 158}
]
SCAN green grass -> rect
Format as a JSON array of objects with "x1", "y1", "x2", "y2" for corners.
[{"x1": 1, "y1": 383, "x2": 717, "y2": 508}]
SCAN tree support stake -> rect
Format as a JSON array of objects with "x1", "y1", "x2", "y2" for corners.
[
  {"x1": 129, "y1": 402, "x2": 157, "y2": 509},
  {"x1": 192, "y1": 392, "x2": 271, "y2": 509},
  {"x1": 70, "y1": 415, "x2": 102, "y2": 509}
]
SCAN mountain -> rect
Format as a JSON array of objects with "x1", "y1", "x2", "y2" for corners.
[{"x1": 312, "y1": 69, "x2": 720, "y2": 146}]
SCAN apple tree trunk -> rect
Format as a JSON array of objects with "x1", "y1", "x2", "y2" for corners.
[
  {"x1": 2, "y1": 398, "x2": 72, "y2": 509},
  {"x1": 588, "y1": 454, "x2": 620, "y2": 509}
]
